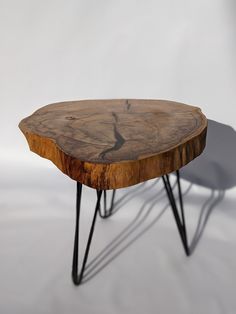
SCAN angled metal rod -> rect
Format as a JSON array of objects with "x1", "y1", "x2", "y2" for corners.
[
  {"x1": 162, "y1": 173, "x2": 189, "y2": 256},
  {"x1": 176, "y1": 170, "x2": 188, "y2": 245},
  {"x1": 72, "y1": 182, "x2": 102, "y2": 285},
  {"x1": 97, "y1": 190, "x2": 116, "y2": 218}
]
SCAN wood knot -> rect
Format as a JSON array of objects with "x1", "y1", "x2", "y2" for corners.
[{"x1": 66, "y1": 116, "x2": 77, "y2": 120}]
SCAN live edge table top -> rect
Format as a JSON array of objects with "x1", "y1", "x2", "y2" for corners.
[{"x1": 19, "y1": 99, "x2": 207, "y2": 190}]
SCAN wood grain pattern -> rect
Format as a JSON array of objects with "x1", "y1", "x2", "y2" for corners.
[{"x1": 19, "y1": 99, "x2": 207, "y2": 190}]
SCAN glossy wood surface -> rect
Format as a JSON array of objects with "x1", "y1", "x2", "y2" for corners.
[{"x1": 19, "y1": 99, "x2": 207, "y2": 189}]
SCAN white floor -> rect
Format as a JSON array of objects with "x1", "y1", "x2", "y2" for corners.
[{"x1": 1, "y1": 159, "x2": 236, "y2": 314}]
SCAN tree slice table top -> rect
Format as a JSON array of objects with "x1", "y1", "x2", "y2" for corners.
[{"x1": 19, "y1": 99, "x2": 207, "y2": 190}]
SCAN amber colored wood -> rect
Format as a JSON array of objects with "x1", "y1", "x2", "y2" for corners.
[{"x1": 19, "y1": 99, "x2": 207, "y2": 190}]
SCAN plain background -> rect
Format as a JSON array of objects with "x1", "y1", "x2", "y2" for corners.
[{"x1": 1, "y1": 1, "x2": 236, "y2": 313}]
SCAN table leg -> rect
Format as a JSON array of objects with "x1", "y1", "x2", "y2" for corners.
[
  {"x1": 72, "y1": 172, "x2": 189, "y2": 285},
  {"x1": 162, "y1": 170, "x2": 190, "y2": 256},
  {"x1": 97, "y1": 190, "x2": 116, "y2": 218},
  {"x1": 72, "y1": 182, "x2": 102, "y2": 285}
]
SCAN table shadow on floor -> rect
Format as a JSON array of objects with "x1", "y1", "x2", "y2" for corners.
[{"x1": 179, "y1": 119, "x2": 236, "y2": 251}]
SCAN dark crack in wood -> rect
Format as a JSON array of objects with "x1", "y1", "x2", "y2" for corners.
[{"x1": 100, "y1": 123, "x2": 125, "y2": 160}]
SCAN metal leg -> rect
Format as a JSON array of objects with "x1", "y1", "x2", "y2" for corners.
[
  {"x1": 162, "y1": 171, "x2": 190, "y2": 256},
  {"x1": 97, "y1": 190, "x2": 116, "y2": 219},
  {"x1": 71, "y1": 173, "x2": 189, "y2": 285},
  {"x1": 72, "y1": 182, "x2": 102, "y2": 285}
]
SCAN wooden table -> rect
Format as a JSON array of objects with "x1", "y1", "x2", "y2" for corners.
[{"x1": 19, "y1": 99, "x2": 207, "y2": 285}]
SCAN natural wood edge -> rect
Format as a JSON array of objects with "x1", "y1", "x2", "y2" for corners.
[{"x1": 18, "y1": 115, "x2": 207, "y2": 190}]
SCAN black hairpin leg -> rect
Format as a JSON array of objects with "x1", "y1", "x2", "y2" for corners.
[
  {"x1": 72, "y1": 182, "x2": 102, "y2": 285},
  {"x1": 72, "y1": 173, "x2": 188, "y2": 285},
  {"x1": 72, "y1": 184, "x2": 116, "y2": 285},
  {"x1": 97, "y1": 190, "x2": 116, "y2": 218},
  {"x1": 162, "y1": 170, "x2": 190, "y2": 256}
]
